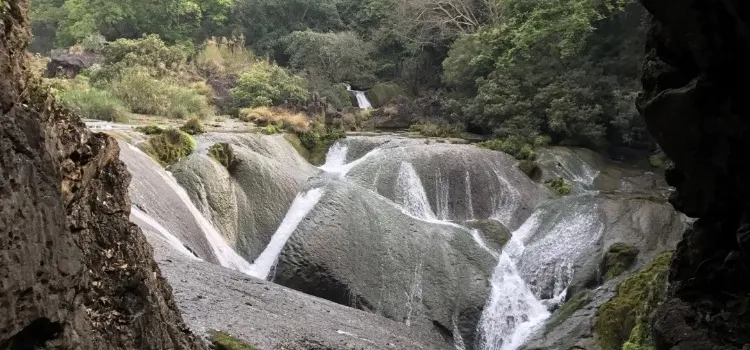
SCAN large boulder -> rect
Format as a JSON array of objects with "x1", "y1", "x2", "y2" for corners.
[
  {"x1": 275, "y1": 178, "x2": 496, "y2": 348},
  {"x1": 346, "y1": 141, "x2": 546, "y2": 230},
  {"x1": 44, "y1": 48, "x2": 103, "y2": 78},
  {"x1": 172, "y1": 133, "x2": 319, "y2": 261}
]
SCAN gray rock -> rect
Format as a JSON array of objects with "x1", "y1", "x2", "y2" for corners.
[
  {"x1": 465, "y1": 219, "x2": 512, "y2": 251},
  {"x1": 275, "y1": 178, "x2": 497, "y2": 348}
]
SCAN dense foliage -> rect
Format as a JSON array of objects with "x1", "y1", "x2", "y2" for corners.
[{"x1": 31, "y1": 0, "x2": 654, "y2": 152}]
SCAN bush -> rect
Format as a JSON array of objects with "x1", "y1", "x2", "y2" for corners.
[
  {"x1": 93, "y1": 35, "x2": 187, "y2": 81},
  {"x1": 595, "y1": 252, "x2": 672, "y2": 350},
  {"x1": 476, "y1": 135, "x2": 550, "y2": 161},
  {"x1": 369, "y1": 82, "x2": 407, "y2": 107},
  {"x1": 196, "y1": 37, "x2": 255, "y2": 77},
  {"x1": 139, "y1": 128, "x2": 196, "y2": 166},
  {"x1": 260, "y1": 124, "x2": 280, "y2": 135},
  {"x1": 238, "y1": 107, "x2": 310, "y2": 133},
  {"x1": 209, "y1": 330, "x2": 256, "y2": 350},
  {"x1": 110, "y1": 67, "x2": 212, "y2": 119},
  {"x1": 297, "y1": 127, "x2": 346, "y2": 165},
  {"x1": 409, "y1": 122, "x2": 464, "y2": 138},
  {"x1": 648, "y1": 152, "x2": 672, "y2": 169},
  {"x1": 134, "y1": 125, "x2": 164, "y2": 135},
  {"x1": 59, "y1": 87, "x2": 129, "y2": 123},
  {"x1": 208, "y1": 142, "x2": 236, "y2": 170},
  {"x1": 230, "y1": 60, "x2": 309, "y2": 108},
  {"x1": 602, "y1": 243, "x2": 639, "y2": 280},
  {"x1": 518, "y1": 160, "x2": 541, "y2": 179},
  {"x1": 547, "y1": 177, "x2": 572, "y2": 196},
  {"x1": 180, "y1": 117, "x2": 206, "y2": 135}
]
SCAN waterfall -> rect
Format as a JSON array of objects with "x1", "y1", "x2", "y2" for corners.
[
  {"x1": 247, "y1": 188, "x2": 325, "y2": 279},
  {"x1": 476, "y1": 215, "x2": 549, "y2": 350},
  {"x1": 395, "y1": 161, "x2": 437, "y2": 220},
  {"x1": 320, "y1": 142, "x2": 349, "y2": 173},
  {"x1": 130, "y1": 206, "x2": 200, "y2": 260},
  {"x1": 465, "y1": 171, "x2": 475, "y2": 220},
  {"x1": 435, "y1": 171, "x2": 450, "y2": 220},
  {"x1": 346, "y1": 84, "x2": 373, "y2": 109}
]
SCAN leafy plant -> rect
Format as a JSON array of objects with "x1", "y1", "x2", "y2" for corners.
[
  {"x1": 180, "y1": 117, "x2": 206, "y2": 135},
  {"x1": 230, "y1": 61, "x2": 308, "y2": 108},
  {"x1": 59, "y1": 87, "x2": 129, "y2": 123}
]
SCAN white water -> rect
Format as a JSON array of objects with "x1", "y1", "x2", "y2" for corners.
[
  {"x1": 435, "y1": 172, "x2": 451, "y2": 220},
  {"x1": 552, "y1": 153, "x2": 599, "y2": 188},
  {"x1": 476, "y1": 214, "x2": 550, "y2": 350},
  {"x1": 127, "y1": 144, "x2": 254, "y2": 274},
  {"x1": 465, "y1": 171, "x2": 475, "y2": 220},
  {"x1": 248, "y1": 188, "x2": 325, "y2": 279},
  {"x1": 346, "y1": 85, "x2": 373, "y2": 109},
  {"x1": 320, "y1": 142, "x2": 349, "y2": 172},
  {"x1": 395, "y1": 161, "x2": 437, "y2": 220},
  {"x1": 130, "y1": 206, "x2": 200, "y2": 260}
]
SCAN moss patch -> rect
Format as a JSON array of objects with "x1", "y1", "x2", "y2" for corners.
[
  {"x1": 603, "y1": 243, "x2": 639, "y2": 280},
  {"x1": 180, "y1": 117, "x2": 206, "y2": 135},
  {"x1": 518, "y1": 160, "x2": 541, "y2": 180},
  {"x1": 283, "y1": 133, "x2": 311, "y2": 162},
  {"x1": 297, "y1": 128, "x2": 346, "y2": 166},
  {"x1": 546, "y1": 290, "x2": 591, "y2": 334},
  {"x1": 465, "y1": 220, "x2": 512, "y2": 250},
  {"x1": 547, "y1": 177, "x2": 572, "y2": 196},
  {"x1": 139, "y1": 128, "x2": 196, "y2": 166},
  {"x1": 208, "y1": 142, "x2": 236, "y2": 170},
  {"x1": 209, "y1": 330, "x2": 256, "y2": 350},
  {"x1": 134, "y1": 124, "x2": 164, "y2": 135},
  {"x1": 594, "y1": 252, "x2": 672, "y2": 350}
]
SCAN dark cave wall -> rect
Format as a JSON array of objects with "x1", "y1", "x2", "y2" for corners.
[{"x1": 638, "y1": 0, "x2": 750, "y2": 349}]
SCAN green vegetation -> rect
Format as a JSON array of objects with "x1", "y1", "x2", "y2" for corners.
[
  {"x1": 58, "y1": 86, "x2": 129, "y2": 122},
  {"x1": 477, "y1": 135, "x2": 550, "y2": 161},
  {"x1": 518, "y1": 160, "x2": 541, "y2": 179},
  {"x1": 649, "y1": 151, "x2": 672, "y2": 169},
  {"x1": 603, "y1": 243, "x2": 639, "y2": 280},
  {"x1": 368, "y1": 82, "x2": 407, "y2": 107},
  {"x1": 546, "y1": 290, "x2": 591, "y2": 334},
  {"x1": 209, "y1": 330, "x2": 257, "y2": 350},
  {"x1": 139, "y1": 128, "x2": 196, "y2": 166},
  {"x1": 409, "y1": 122, "x2": 463, "y2": 138},
  {"x1": 134, "y1": 125, "x2": 164, "y2": 135},
  {"x1": 180, "y1": 117, "x2": 206, "y2": 135},
  {"x1": 594, "y1": 252, "x2": 673, "y2": 350},
  {"x1": 230, "y1": 61, "x2": 309, "y2": 108},
  {"x1": 208, "y1": 142, "x2": 236, "y2": 169},
  {"x1": 297, "y1": 121, "x2": 346, "y2": 165},
  {"x1": 547, "y1": 177, "x2": 572, "y2": 196},
  {"x1": 238, "y1": 107, "x2": 309, "y2": 133}
]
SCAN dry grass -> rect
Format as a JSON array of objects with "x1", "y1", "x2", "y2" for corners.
[
  {"x1": 238, "y1": 106, "x2": 310, "y2": 133},
  {"x1": 196, "y1": 38, "x2": 255, "y2": 77}
]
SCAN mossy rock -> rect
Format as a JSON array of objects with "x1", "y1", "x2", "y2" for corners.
[
  {"x1": 296, "y1": 129, "x2": 346, "y2": 166},
  {"x1": 465, "y1": 220, "x2": 512, "y2": 250},
  {"x1": 134, "y1": 124, "x2": 164, "y2": 135},
  {"x1": 547, "y1": 177, "x2": 572, "y2": 196},
  {"x1": 209, "y1": 330, "x2": 256, "y2": 350},
  {"x1": 283, "y1": 133, "x2": 312, "y2": 162},
  {"x1": 208, "y1": 142, "x2": 236, "y2": 170},
  {"x1": 518, "y1": 160, "x2": 542, "y2": 180},
  {"x1": 139, "y1": 128, "x2": 196, "y2": 166},
  {"x1": 180, "y1": 117, "x2": 206, "y2": 135},
  {"x1": 545, "y1": 290, "x2": 591, "y2": 334},
  {"x1": 594, "y1": 252, "x2": 672, "y2": 350},
  {"x1": 602, "y1": 243, "x2": 639, "y2": 280}
]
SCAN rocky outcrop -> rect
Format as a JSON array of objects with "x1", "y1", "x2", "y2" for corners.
[
  {"x1": 0, "y1": 2, "x2": 204, "y2": 349},
  {"x1": 637, "y1": 0, "x2": 750, "y2": 349},
  {"x1": 275, "y1": 178, "x2": 496, "y2": 349},
  {"x1": 44, "y1": 49, "x2": 103, "y2": 79}
]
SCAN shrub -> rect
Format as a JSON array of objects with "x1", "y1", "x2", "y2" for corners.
[
  {"x1": 209, "y1": 330, "x2": 256, "y2": 350},
  {"x1": 476, "y1": 135, "x2": 545, "y2": 161},
  {"x1": 238, "y1": 107, "x2": 310, "y2": 133},
  {"x1": 595, "y1": 252, "x2": 672, "y2": 350},
  {"x1": 110, "y1": 67, "x2": 212, "y2": 119},
  {"x1": 369, "y1": 82, "x2": 407, "y2": 107},
  {"x1": 260, "y1": 124, "x2": 280, "y2": 135},
  {"x1": 180, "y1": 117, "x2": 206, "y2": 135},
  {"x1": 134, "y1": 125, "x2": 164, "y2": 135},
  {"x1": 208, "y1": 142, "x2": 236, "y2": 170},
  {"x1": 139, "y1": 128, "x2": 196, "y2": 166},
  {"x1": 648, "y1": 151, "x2": 672, "y2": 169},
  {"x1": 547, "y1": 177, "x2": 572, "y2": 196},
  {"x1": 602, "y1": 243, "x2": 639, "y2": 280},
  {"x1": 230, "y1": 61, "x2": 309, "y2": 108},
  {"x1": 297, "y1": 127, "x2": 346, "y2": 165},
  {"x1": 59, "y1": 87, "x2": 129, "y2": 123},
  {"x1": 196, "y1": 37, "x2": 255, "y2": 77},
  {"x1": 409, "y1": 122, "x2": 464, "y2": 138},
  {"x1": 94, "y1": 35, "x2": 186, "y2": 81},
  {"x1": 518, "y1": 160, "x2": 541, "y2": 179}
]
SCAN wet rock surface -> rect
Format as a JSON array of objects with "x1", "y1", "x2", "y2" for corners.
[
  {"x1": 0, "y1": 2, "x2": 204, "y2": 348},
  {"x1": 144, "y1": 230, "x2": 453, "y2": 350},
  {"x1": 637, "y1": 0, "x2": 750, "y2": 348}
]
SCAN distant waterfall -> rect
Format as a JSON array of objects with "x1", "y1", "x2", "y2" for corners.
[{"x1": 346, "y1": 84, "x2": 373, "y2": 109}]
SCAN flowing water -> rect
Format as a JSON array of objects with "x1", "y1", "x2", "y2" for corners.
[{"x1": 346, "y1": 85, "x2": 373, "y2": 109}]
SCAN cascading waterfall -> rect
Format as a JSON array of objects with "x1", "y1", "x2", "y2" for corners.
[
  {"x1": 395, "y1": 161, "x2": 438, "y2": 220},
  {"x1": 476, "y1": 214, "x2": 549, "y2": 350},
  {"x1": 435, "y1": 171, "x2": 451, "y2": 220},
  {"x1": 320, "y1": 142, "x2": 349, "y2": 173},
  {"x1": 346, "y1": 84, "x2": 373, "y2": 109},
  {"x1": 248, "y1": 188, "x2": 325, "y2": 279},
  {"x1": 465, "y1": 171, "x2": 475, "y2": 220}
]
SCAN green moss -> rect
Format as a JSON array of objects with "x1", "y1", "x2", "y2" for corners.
[
  {"x1": 134, "y1": 124, "x2": 164, "y2": 135},
  {"x1": 180, "y1": 117, "x2": 206, "y2": 135},
  {"x1": 297, "y1": 128, "x2": 346, "y2": 166},
  {"x1": 209, "y1": 330, "x2": 257, "y2": 350},
  {"x1": 260, "y1": 124, "x2": 280, "y2": 135},
  {"x1": 208, "y1": 142, "x2": 236, "y2": 170},
  {"x1": 603, "y1": 243, "x2": 639, "y2": 280},
  {"x1": 546, "y1": 290, "x2": 591, "y2": 334},
  {"x1": 476, "y1": 135, "x2": 546, "y2": 161},
  {"x1": 139, "y1": 128, "x2": 196, "y2": 166},
  {"x1": 547, "y1": 177, "x2": 572, "y2": 196},
  {"x1": 594, "y1": 252, "x2": 673, "y2": 350},
  {"x1": 518, "y1": 160, "x2": 541, "y2": 179},
  {"x1": 283, "y1": 133, "x2": 311, "y2": 162},
  {"x1": 465, "y1": 220, "x2": 511, "y2": 250},
  {"x1": 648, "y1": 152, "x2": 672, "y2": 169}
]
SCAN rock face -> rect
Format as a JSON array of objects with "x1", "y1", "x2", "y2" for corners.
[
  {"x1": 275, "y1": 178, "x2": 497, "y2": 349},
  {"x1": 0, "y1": 2, "x2": 204, "y2": 349},
  {"x1": 44, "y1": 49, "x2": 103, "y2": 78},
  {"x1": 171, "y1": 133, "x2": 319, "y2": 261},
  {"x1": 637, "y1": 0, "x2": 750, "y2": 349}
]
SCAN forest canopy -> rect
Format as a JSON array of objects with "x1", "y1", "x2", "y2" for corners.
[{"x1": 30, "y1": 0, "x2": 652, "y2": 151}]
